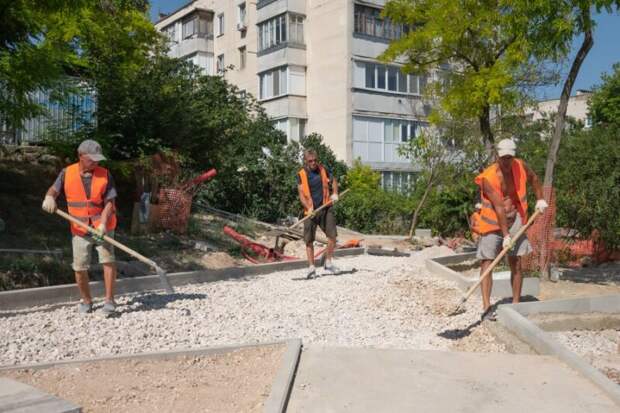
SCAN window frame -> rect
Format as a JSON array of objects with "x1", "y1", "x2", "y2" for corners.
[{"x1": 217, "y1": 13, "x2": 225, "y2": 36}]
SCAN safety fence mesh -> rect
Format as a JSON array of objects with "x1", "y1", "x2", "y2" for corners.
[{"x1": 158, "y1": 188, "x2": 193, "y2": 234}]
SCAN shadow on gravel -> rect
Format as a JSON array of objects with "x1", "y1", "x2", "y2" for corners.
[
  {"x1": 437, "y1": 295, "x2": 540, "y2": 340},
  {"x1": 290, "y1": 268, "x2": 360, "y2": 281},
  {"x1": 110, "y1": 292, "x2": 208, "y2": 316}
]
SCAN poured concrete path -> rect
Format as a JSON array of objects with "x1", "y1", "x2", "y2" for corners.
[{"x1": 287, "y1": 347, "x2": 618, "y2": 412}]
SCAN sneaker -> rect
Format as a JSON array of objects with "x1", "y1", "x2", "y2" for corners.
[
  {"x1": 77, "y1": 302, "x2": 93, "y2": 314},
  {"x1": 102, "y1": 300, "x2": 117, "y2": 315},
  {"x1": 305, "y1": 266, "x2": 316, "y2": 280},
  {"x1": 481, "y1": 307, "x2": 497, "y2": 322},
  {"x1": 323, "y1": 263, "x2": 341, "y2": 275}
]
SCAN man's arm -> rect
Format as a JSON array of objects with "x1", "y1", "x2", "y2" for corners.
[
  {"x1": 482, "y1": 178, "x2": 509, "y2": 236},
  {"x1": 298, "y1": 184, "x2": 313, "y2": 212},
  {"x1": 331, "y1": 176, "x2": 339, "y2": 197},
  {"x1": 42, "y1": 170, "x2": 64, "y2": 213},
  {"x1": 100, "y1": 200, "x2": 115, "y2": 228},
  {"x1": 524, "y1": 162, "x2": 543, "y2": 200}
]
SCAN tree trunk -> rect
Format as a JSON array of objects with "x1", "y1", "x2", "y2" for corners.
[
  {"x1": 540, "y1": 7, "x2": 593, "y2": 280},
  {"x1": 479, "y1": 104, "x2": 495, "y2": 158},
  {"x1": 544, "y1": 10, "x2": 593, "y2": 188},
  {"x1": 408, "y1": 171, "x2": 435, "y2": 240}
]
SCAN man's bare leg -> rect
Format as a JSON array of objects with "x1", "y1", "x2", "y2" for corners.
[
  {"x1": 480, "y1": 260, "x2": 493, "y2": 311},
  {"x1": 508, "y1": 256, "x2": 523, "y2": 303},
  {"x1": 326, "y1": 237, "x2": 336, "y2": 263},
  {"x1": 305, "y1": 243, "x2": 314, "y2": 267},
  {"x1": 75, "y1": 270, "x2": 92, "y2": 304},
  {"x1": 103, "y1": 263, "x2": 117, "y2": 302}
]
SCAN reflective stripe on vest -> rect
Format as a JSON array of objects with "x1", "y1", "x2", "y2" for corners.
[
  {"x1": 64, "y1": 163, "x2": 117, "y2": 236},
  {"x1": 474, "y1": 158, "x2": 528, "y2": 234},
  {"x1": 298, "y1": 166, "x2": 330, "y2": 215}
]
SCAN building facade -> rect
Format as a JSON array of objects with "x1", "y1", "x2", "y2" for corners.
[
  {"x1": 155, "y1": 0, "x2": 432, "y2": 189},
  {"x1": 528, "y1": 90, "x2": 593, "y2": 128}
]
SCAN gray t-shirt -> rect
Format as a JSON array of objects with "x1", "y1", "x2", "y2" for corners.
[{"x1": 53, "y1": 168, "x2": 117, "y2": 202}]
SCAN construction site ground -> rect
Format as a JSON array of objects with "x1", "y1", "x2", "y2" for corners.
[{"x1": 3, "y1": 344, "x2": 284, "y2": 413}]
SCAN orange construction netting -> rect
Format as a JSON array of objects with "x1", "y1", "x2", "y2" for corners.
[{"x1": 158, "y1": 188, "x2": 193, "y2": 234}]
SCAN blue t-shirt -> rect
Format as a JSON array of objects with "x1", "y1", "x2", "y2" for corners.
[{"x1": 297, "y1": 167, "x2": 332, "y2": 209}]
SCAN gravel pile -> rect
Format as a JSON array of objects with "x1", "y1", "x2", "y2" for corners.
[{"x1": 0, "y1": 246, "x2": 504, "y2": 366}]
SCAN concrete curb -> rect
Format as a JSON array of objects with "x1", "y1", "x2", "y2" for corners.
[
  {"x1": 0, "y1": 248, "x2": 365, "y2": 311},
  {"x1": 426, "y1": 252, "x2": 539, "y2": 297},
  {"x1": 497, "y1": 297, "x2": 620, "y2": 407},
  {"x1": 0, "y1": 378, "x2": 81, "y2": 413},
  {"x1": 0, "y1": 340, "x2": 289, "y2": 372},
  {"x1": 264, "y1": 339, "x2": 302, "y2": 413}
]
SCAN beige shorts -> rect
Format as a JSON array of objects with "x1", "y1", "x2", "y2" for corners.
[{"x1": 72, "y1": 231, "x2": 115, "y2": 271}]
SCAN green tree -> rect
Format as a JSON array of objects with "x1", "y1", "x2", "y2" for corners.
[
  {"x1": 300, "y1": 133, "x2": 348, "y2": 183},
  {"x1": 589, "y1": 62, "x2": 620, "y2": 127},
  {"x1": 0, "y1": 0, "x2": 155, "y2": 131}
]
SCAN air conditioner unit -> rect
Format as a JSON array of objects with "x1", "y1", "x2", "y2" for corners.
[{"x1": 237, "y1": 21, "x2": 247, "y2": 31}]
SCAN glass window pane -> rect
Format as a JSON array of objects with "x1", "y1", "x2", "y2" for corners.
[
  {"x1": 273, "y1": 70, "x2": 279, "y2": 96},
  {"x1": 377, "y1": 66, "x2": 386, "y2": 89},
  {"x1": 281, "y1": 15, "x2": 287, "y2": 42},
  {"x1": 398, "y1": 71, "x2": 407, "y2": 93},
  {"x1": 387, "y1": 67, "x2": 397, "y2": 91},
  {"x1": 401, "y1": 124, "x2": 408, "y2": 142},
  {"x1": 365, "y1": 63, "x2": 375, "y2": 88},
  {"x1": 419, "y1": 75, "x2": 427, "y2": 93},
  {"x1": 384, "y1": 120, "x2": 393, "y2": 142},
  {"x1": 280, "y1": 67, "x2": 287, "y2": 94},
  {"x1": 409, "y1": 75, "x2": 419, "y2": 94}
]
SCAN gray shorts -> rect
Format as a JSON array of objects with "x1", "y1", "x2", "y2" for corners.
[
  {"x1": 72, "y1": 231, "x2": 115, "y2": 271},
  {"x1": 476, "y1": 215, "x2": 532, "y2": 260}
]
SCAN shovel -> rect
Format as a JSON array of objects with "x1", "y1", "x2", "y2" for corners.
[
  {"x1": 448, "y1": 209, "x2": 541, "y2": 316},
  {"x1": 288, "y1": 188, "x2": 351, "y2": 231},
  {"x1": 55, "y1": 209, "x2": 175, "y2": 294}
]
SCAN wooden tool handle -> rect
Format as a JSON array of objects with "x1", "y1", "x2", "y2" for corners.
[
  {"x1": 55, "y1": 209, "x2": 158, "y2": 269},
  {"x1": 460, "y1": 209, "x2": 542, "y2": 303},
  {"x1": 289, "y1": 188, "x2": 351, "y2": 231}
]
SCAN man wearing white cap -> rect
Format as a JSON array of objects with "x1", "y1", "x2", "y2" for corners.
[
  {"x1": 474, "y1": 138, "x2": 547, "y2": 321},
  {"x1": 42, "y1": 140, "x2": 118, "y2": 314}
]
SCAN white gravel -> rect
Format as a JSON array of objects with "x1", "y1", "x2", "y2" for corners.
[
  {"x1": 549, "y1": 330, "x2": 618, "y2": 358},
  {"x1": 0, "y1": 246, "x2": 502, "y2": 366}
]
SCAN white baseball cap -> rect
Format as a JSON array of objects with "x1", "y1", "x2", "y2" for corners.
[
  {"x1": 78, "y1": 140, "x2": 106, "y2": 161},
  {"x1": 496, "y1": 139, "x2": 516, "y2": 157}
]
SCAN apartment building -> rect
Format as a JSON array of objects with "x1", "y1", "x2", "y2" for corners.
[
  {"x1": 527, "y1": 90, "x2": 593, "y2": 128},
  {"x1": 155, "y1": 0, "x2": 430, "y2": 190}
]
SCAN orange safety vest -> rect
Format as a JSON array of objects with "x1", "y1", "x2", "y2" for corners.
[
  {"x1": 64, "y1": 163, "x2": 117, "y2": 236},
  {"x1": 474, "y1": 158, "x2": 528, "y2": 234},
  {"x1": 298, "y1": 166, "x2": 330, "y2": 215},
  {"x1": 470, "y1": 211, "x2": 482, "y2": 235}
]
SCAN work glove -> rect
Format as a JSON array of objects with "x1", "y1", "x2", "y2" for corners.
[
  {"x1": 42, "y1": 195, "x2": 57, "y2": 213},
  {"x1": 93, "y1": 223, "x2": 106, "y2": 243},
  {"x1": 502, "y1": 235, "x2": 512, "y2": 250},
  {"x1": 535, "y1": 199, "x2": 549, "y2": 213},
  {"x1": 330, "y1": 193, "x2": 339, "y2": 203}
]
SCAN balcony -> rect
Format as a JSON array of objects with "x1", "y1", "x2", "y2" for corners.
[
  {"x1": 257, "y1": 0, "x2": 306, "y2": 23},
  {"x1": 168, "y1": 36, "x2": 214, "y2": 59}
]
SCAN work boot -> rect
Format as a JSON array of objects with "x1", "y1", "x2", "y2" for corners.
[
  {"x1": 323, "y1": 262, "x2": 341, "y2": 275},
  {"x1": 77, "y1": 301, "x2": 93, "y2": 314},
  {"x1": 101, "y1": 300, "x2": 117, "y2": 315},
  {"x1": 305, "y1": 266, "x2": 316, "y2": 280}
]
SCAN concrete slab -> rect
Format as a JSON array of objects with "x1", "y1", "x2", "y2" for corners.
[
  {"x1": 497, "y1": 295, "x2": 620, "y2": 406},
  {"x1": 426, "y1": 252, "x2": 539, "y2": 297},
  {"x1": 264, "y1": 339, "x2": 302, "y2": 413},
  {"x1": 287, "y1": 347, "x2": 618, "y2": 413},
  {"x1": 0, "y1": 378, "x2": 81, "y2": 413}
]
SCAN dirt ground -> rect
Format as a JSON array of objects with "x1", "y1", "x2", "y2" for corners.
[{"x1": 3, "y1": 344, "x2": 284, "y2": 413}]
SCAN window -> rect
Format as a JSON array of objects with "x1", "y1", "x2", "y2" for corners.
[
  {"x1": 258, "y1": 14, "x2": 305, "y2": 52},
  {"x1": 354, "y1": 61, "x2": 427, "y2": 95},
  {"x1": 239, "y1": 46, "x2": 246, "y2": 69},
  {"x1": 353, "y1": 116, "x2": 426, "y2": 164},
  {"x1": 354, "y1": 4, "x2": 408, "y2": 41},
  {"x1": 216, "y1": 54, "x2": 225, "y2": 73},
  {"x1": 259, "y1": 67, "x2": 288, "y2": 99},
  {"x1": 163, "y1": 24, "x2": 176, "y2": 42},
  {"x1": 217, "y1": 13, "x2": 225, "y2": 36},
  {"x1": 186, "y1": 52, "x2": 213, "y2": 74},
  {"x1": 289, "y1": 15, "x2": 304, "y2": 44},
  {"x1": 238, "y1": 2, "x2": 247, "y2": 27},
  {"x1": 182, "y1": 12, "x2": 213, "y2": 39},
  {"x1": 381, "y1": 171, "x2": 416, "y2": 193}
]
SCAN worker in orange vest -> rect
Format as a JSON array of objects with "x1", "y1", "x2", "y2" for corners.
[
  {"x1": 469, "y1": 203, "x2": 482, "y2": 243},
  {"x1": 474, "y1": 139, "x2": 547, "y2": 321},
  {"x1": 42, "y1": 140, "x2": 118, "y2": 315},
  {"x1": 297, "y1": 149, "x2": 339, "y2": 279}
]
